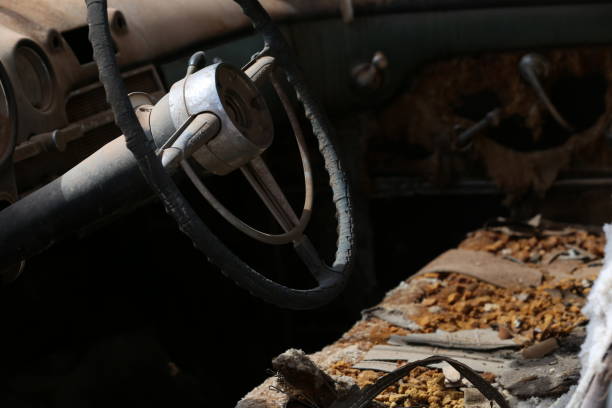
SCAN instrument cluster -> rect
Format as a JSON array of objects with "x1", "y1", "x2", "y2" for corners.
[
  {"x1": 0, "y1": 11, "x2": 128, "y2": 200},
  {"x1": 14, "y1": 42, "x2": 55, "y2": 112},
  {"x1": 0, "y1": 61, "x2": 15, "y2": 168},
  {"x1": 0, "y1": 32, "x2": 61, "y2": 204}
]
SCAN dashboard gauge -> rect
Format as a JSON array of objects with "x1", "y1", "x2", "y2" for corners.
[
  {"x1": 0, "y1": 62, "x2": 15, "y2": 165},
  {"x1": 14, "y1": 44, "x2": 54, "y2": 110}
]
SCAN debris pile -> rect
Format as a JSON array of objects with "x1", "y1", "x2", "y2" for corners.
[
  {"x1": 238, "y1": 223, "x2": 603, "y2": 408},
  {"x1": 410, "y1": 272, "x2": 591, "y2": 343},
  {"x1": 460, "y1": 227, "x2": 604, "y2": 263},
  {"x1": 339, "y1": 269, "x2": 593, "y2": 352},
  {"x1": 338, "y1": 317, "x2": 410, "y2": 351},
  {"x1": 330, "y1": 225, "x2": 601, "y2": 406}
]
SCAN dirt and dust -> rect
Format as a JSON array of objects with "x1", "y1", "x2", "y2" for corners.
[
  {"x1": 407, "y1": 272, "x2": 591, "y2": 342},
  {"x1": 460, "y1": 228, "x2": 604, "y2": 263},
  {"x1": 239, "y1": 226, "x2": 602, "y2": 408},
  {"x1": 326, "y1": 227, "x2": 600, "y2": 407}
]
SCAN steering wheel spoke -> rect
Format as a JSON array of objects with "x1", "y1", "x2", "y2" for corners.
[
  {"x1": 243, "y1": 54, "x2": 276, "y2": 87},
  {"x1": 241, "y1": 158, "x2": 332, "y2": 282},
  {"x1": 181, "y1": 158, "x2": 305, "y2": 245},
  {"x1": 241, "y1": 155, "x2": 302, "y2": 232},
  {"x1": 293, "y1": 235, "x2": 333, "y2": 282}
]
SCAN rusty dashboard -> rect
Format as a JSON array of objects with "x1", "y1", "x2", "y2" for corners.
[
  {"x1": 0, "y1": 0, "x2": 327, "y2": 204},
  {"x1": 1, "y1": 0, "x2": 612, "y2": 215}
]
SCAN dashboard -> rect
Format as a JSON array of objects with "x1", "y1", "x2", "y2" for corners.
[
  {"x1": 0, "y1": 0, "x2": 295, "y2": 204},
  {"x1": 1, "y1": 0, "x2": 612, "y2": 206}
]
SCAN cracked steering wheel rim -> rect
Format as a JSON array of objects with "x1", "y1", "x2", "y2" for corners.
[{"x1": 85, "y1": 0, "x2": 354, "y2": 310}]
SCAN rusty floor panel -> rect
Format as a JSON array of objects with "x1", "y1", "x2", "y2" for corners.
[{"x1": 237, "y1": 221, "x2": 603, "y2": 408}]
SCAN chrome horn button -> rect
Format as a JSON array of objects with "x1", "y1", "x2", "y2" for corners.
[{"x1": 168, "y1": 63, "x2": 274, "y2": 175}]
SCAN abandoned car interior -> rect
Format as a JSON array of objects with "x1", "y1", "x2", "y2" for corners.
[{"x1": 1, "y1": 0, "x2": 612, "y2": 406}]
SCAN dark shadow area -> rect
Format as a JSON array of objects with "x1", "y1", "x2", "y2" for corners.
[
  {"x1": 0, "y1": 176, "x2": 509, "y2": 408},
  {"x1": 454, "y1": 90, "x2": 501, "y2": 121},
  {"x1": 550, "y1": 73, "x2": 607, "y2": 132},
  {"x1": 485, "y1": 73, "x2": 607, "y2": 152},
  {"x1": 371, "y1": 195, "x2": 508, "y2": 290}
]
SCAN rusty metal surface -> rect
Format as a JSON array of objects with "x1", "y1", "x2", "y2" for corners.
[{"x1": 368, "y1": 46, "x2": 612, "y2": 204}]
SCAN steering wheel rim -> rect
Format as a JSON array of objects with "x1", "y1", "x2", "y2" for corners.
[{"x1": 85, "y1": 0, "x2": 354, "y2": 310}]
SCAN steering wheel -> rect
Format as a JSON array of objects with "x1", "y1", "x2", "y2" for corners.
[{"x1": 85, "y1": 0, "x2": 354, "y2": 310}]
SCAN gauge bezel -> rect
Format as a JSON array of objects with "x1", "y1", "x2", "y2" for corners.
[
  {"x1": 0, "y1": 61, "x2": 17, "y2": 166},
  {"x1": 14, "y1": 40, "x2": 55, "y2": 112}
]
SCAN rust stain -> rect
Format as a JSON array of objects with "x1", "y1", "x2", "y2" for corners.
[{"x1": 369, "y1": 47, "x2": 612, "y2": 202}]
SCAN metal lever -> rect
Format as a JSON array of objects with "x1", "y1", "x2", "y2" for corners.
[
  {"x1": 455, "y1": 108, "x2": 501, "y2": 149},
  {"x1": 160, "y1": 113, "x2": 220, "y2": 168},
  {"x1": 351, "y1": 51, "x2": 388, "y2": 91},
  {"x1": 519, "y1": 53, "x2": 573, "y2": 132},
  {"x1": 156, "y1": 51, "x2": 208, "y2": 156}
]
